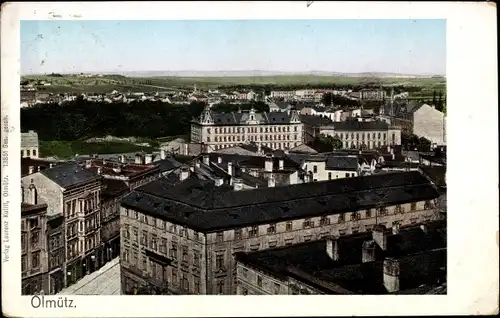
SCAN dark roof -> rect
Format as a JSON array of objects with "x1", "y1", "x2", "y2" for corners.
[
  {"x1": 40, "y1": 163, "x2": 100, "y2": 188},
  {"x1": 155, "y1": 157, "x2": 182, "y2": 172},
  {"x1": 21, "y1": 203, "x2": 48, "y2": 215},
  {"x1": 121, "y1": 171, "x2": 439, "y2": 232},
  {"x1": 299, "y1": 114, "x2": 333, "y2": 127},
  {"x1": 21, "y1": 158, "x2": 63, "y2": 177},
  {"x1": 330, "y1": 120, "x2": 390, "y2": 131},
  {"x1": 325, "y1": 156, "x2": 359, "y2": 171},
  {"x1": 208, "y1": 153, "x2": 300, "y2": 172},
  {"x1": 236, "y1": 221, "x2": 446, "y2": 294},
  {"x1": 101, "y1": 179, "x2": 129, "y2": 199},
  {"x1": 208, "y1": 111, "x2": 296, "y2": 126}
]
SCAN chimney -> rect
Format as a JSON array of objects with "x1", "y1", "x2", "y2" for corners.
[
  {"x1": 180, "y1": 167, "x2": 190, "y2": 181},
  {"x1": 372, "y1": 224, "x2": 388, "y2": 251},
  {"x1": 386, "y1": 145, "x2": 391, "y2": 153},
  {"x1": 85, "y1": 160, "x2": 92, "y2": 169},
  {"x1": 28, "y1": 166, "x2": 34, "y2": 175},
  {"x1": 390, "y1": 147, "x2": 394, "y2": 155},
  {"x1": 278, "y1": 159, "x2": 284, "y2": 170},
  {"x1": 97, "y1": 167, "x2": 102, "y2": 175},
  {"x1": 392, "y1": 152, "x2": 395, "y2": 161},
  {"x1": 264, "y1": 155, "x2": 273, "y2": 172},
  {"x1": 217, "y1": 156, "x2": 222, "y2": 164},
  {"x1": 203, "y1": 155, "x2": 210, "y2": 165},
  {"x1": 392, "y1": 222, "x2": 400, "y2": 235},
  {"x1": 420, "y1": 224, "x2": 428, "y2": 234},
  {"x1": 383, "y1": 258, "x2": 400, "y2": 293},
  {"x1": 145, "y1": 154, "x2": 152, "y2": 165},
  {"x1": 28, "y1": 183, "x2": 37, "y2": 205},
  {"x1": 37, "y1": 166, "x2": 41, "y2": 172},
  {"x1": 184, "y1": 143, "x2": 189, "y2": 155},
  {"x1": 227, "y1": 162, "x2": 233, "y2": 176},
  {"x1": 49, "y1": 163, "x2": 53, "y2": 168},
  {"x1": 267, "y1": 174, "x2": 276, "y2": 188},
  {"x1": 257, "y1": 143, "x2": 262, "y2": 154},
  {"x1": 233, "y1": 178, "x2": 244, "y2": 191},
  {"x1": 362, "y1": 240, "x2": 377, "y2": 263},
  {"x1": 135, "y1": 154, "x2": 142, "y2": 164},
  {"x1": 326, "y1": 238, "x2": 340, "y2": 261},
  {"x1": 160, "y1": 149, "x2": 166, "y2": 160},
  {"x1": 102, "y1": 159, "x2": 106, "y2": 165}
]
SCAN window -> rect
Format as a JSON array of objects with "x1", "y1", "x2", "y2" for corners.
[
  {"x1": 328, "y1": 172, "x2": 332, "y2": 180},
  {"x1": 378, "y1": 207, "x2": 388, "y2": 216},
  {"x1": 249, "y1": 226, "x2": 259, "y2": 238},
  {"x1": 274, "y1": 283, "x2": 281, "y2": 294},
  {"x1": 22, "y1": 255, "x2": 27, "y2": 272},
  {"x1": 142, "y1": 257, "x2": 148, "y2": 271},
  {"x1": 394, "y1": 205, "x2": 404, "y2": 214},
  {"x1": 234, "y1": 229, "x2": 242, "y2": 240},
  {"x1": 303, "y1": 218, "x2": 313, "y2": 228},
  {"x1": 21, "y1": 232, "x2": 27, "y2": 251},
  {"x1": 151, "y1": 235, "x2": 158, "y2": 251},
  {"x1": 257, "y1": 275, "x2": 263, "y2": 287},
  {"x1": 30, "y1": 231, "x2": 40, "y2": 247},
  {"x1": 424, "y1": 200, "x2": 434, "y2": 209},
  {"x1": 242, "y1": 268, "x2": 248, "y2": 278},
  {"x1": 193, "y1": 251, "x2": 200, "y2": 268},
  {"x1": 338, "y1": 214, "x2": 345, "y2": 223},
  {"x1": 194, "y1": 279, "x2": 200, "y2": 294},
  {"x1": 267, "y1": 224, "x2": 276, "y2": 234},
  {"x1": 286, "y1": 221, "x2": 293, "y2": 232},
  {"x1": 242, "y1": 287, "x2": 248, "y2": 295},
  {"x1": 216, "y1": 232, "x2": 223, "y2": 242},
  {"x1": 170, "y1": 242, "x2": 177, "y2": 260},
  {"x1": 313, "y1": 165, "x2": 318, "y2": 173},
  {"x1": 351, "y1": 212, "x2": 361, "y2": 221},
  {"x1": 123, "y1": 249, "x2": 130, "y2": 262},
  {"x1": 32, "y1": 251, "x2": 40, "y2": 268},
  {"x1": 345, "y1": 173, "x2": 350, "y2": 178},
  {"x1": 161, "y1": 238, "x2": 167, "y2": 254},
  {"x1": 132, "y1": 252, "x2": 138, "y2": 266},
  {"x1": 366, "y1": 209, "x2": 372, "y2": 218},
  {"x1": 217, "y1": 280, "x2": 224, "y2": 295},
  {"x1": 133, "y1": 228, "x2": 138, "y2": 243},
  {"x1": 411, "y1": 202, "x2": 417, "y2": 211},
  {"x1": 320, "y1": 216, "x2": 330, "y2": 226},
  {"x1": 27, "y1": 150, "x2": 31, "y2": 157},
  {"x1": 182, "y1": 246, "x2": 188, "y2": 262},
  {"x1": 172, "y1": 269, "x2": 177, "y2": 285},
  {"x1": 141, "y1": 231, "x2": 148, "y2": 246},
  {"x1": 215, "y1": 254, "x2": 224, "y2": 270},
  {"x1": 21, "y1": 150, "x2": 24, "y2": 157}
]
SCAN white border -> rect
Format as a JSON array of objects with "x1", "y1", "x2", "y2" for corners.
[{"x1": 1, "y1": 1, "x2": 499, "y2": 317}]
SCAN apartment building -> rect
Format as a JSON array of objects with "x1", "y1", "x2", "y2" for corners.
[
  {"x1": 190, "y1": 106, "x2": 304, "y2": 152},
  {"x1": 21, "y1": 130, "x2": 39, "y2": 158},
  {"x1": 21, "y1": 163, "x2": 103, "y2": 288},
  {"x1": 21, "y1": 202, "x2": 49, "y2": 295},
  {"x1": 360, "y1": 89, "x2": 387, "y2": 101},
  {"x1": 270, "y1": 90, "x2": 296, "y2": 100},
  {"x1": 319, "y1": 120, "x2": 402, "y2": 149},
  {"x1": 119, "y1": 170, "x2": 441, "y2": 295},
  {"x1": 235, "y1": 220, "x2": 446, "y2": 295}
]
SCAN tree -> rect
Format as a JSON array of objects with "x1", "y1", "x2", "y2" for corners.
[
  {"x1": 432, "y1": 90, "x2": 437, "y2": 106},
  {"x1": 436, "y1": 91, "x2": 444, "y2": 112},
  {"x1": 321, "y1": 93, "x2": 333, "y2": 106}
]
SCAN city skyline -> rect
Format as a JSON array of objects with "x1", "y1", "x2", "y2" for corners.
[{"x1": 21, "y1": 19, "x2": 446, "y2": 76}]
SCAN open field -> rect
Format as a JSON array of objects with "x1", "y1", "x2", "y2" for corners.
[
  {"x1": 40, "y1": 140, "x2": 157, "y2": 159},
  {"x1": 23, "y1": 74, "x2": 446, "y2": 92}
]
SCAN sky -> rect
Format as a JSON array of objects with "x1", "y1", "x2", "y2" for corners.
[{"x1": 21, "y1": 19, "x2": 446, "y2": 75}]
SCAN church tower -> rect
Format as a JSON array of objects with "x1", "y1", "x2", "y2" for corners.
[{"x1": 200, "y1": 104, "x2": 214, "y2": 125}]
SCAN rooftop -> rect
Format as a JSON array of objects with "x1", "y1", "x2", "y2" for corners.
[
  {"x1": 82, "y1": 159, "x2": 158, "y2": 179},
  {"x1": 121, "y1": 171, "x2": 440, "y2": 232},
  {"x1": 236, "y1": 220, "x2": 446, "y2": 294},
  {"x1": 325, "y1": 120, "x2": 391, "y2": 131},
  {"x1": 21, "y1": 130, "x2": 39, "y2": 148},
  {"x1": 39, "y1": 162, "x2": 100, "y2": 188}
]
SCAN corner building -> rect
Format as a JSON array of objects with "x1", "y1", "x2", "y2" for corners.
[{"x1": 119, "y1": 170, "x2": 442, "y2": 295}]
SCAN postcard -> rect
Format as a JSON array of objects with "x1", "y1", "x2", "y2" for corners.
[{"x1": 1, "y1": 1, "x2": 498, "y2": 317}]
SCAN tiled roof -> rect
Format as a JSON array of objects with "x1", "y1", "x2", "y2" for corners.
[
  {"x1": 299, "y1": 114, "x2": 333, "y2": 127},
  {"x1": 40, "y1": 163, "x2": 100, "y2": 188},
  {"x1": 325, "y1": 156, "x2": 359, "y2": 171},
  {"x1": 121, "y1": 171, "x2": 439, "y2": 232},
  {"x1": 21, "y1": 131, "x2": 39, "y2": 148},
  {"x1": 329, "y1": 120, "x2": 390, "y2": 131}
]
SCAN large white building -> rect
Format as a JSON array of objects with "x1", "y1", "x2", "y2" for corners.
[
  {"x1": 319, "y1": 120, "x2": 402, "y2": 150},
  {"x1": 190, "y1": 106, "x2": 304, "y2": 152}
]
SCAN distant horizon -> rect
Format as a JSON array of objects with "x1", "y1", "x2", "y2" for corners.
[{"x1": 21, "y1": 20, "x2": 446, "y2": 75}]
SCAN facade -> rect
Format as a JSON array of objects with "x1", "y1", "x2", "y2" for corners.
[
  {"x1": 46, "y1": 213, "x2": 65, "y2": 294},
  {"x1": 287, "y1": 153, "x2": 362, "y2": 181},
  {"x1": 120, "y1": 170, "x2": 441, "y2": 295},
  {"x1": 319, "y1": 120, "x2": 402, "y2": 150},
  {"x1": 270, "y1": 90, "x2": 295, "y2": 100},
  {"x1": 21, "y1": 163, "x2": 103, "y2": 288},
  {"x1": 21, "y1": 130, "x2": 39, "y2": 158},
  {"x1": 21, "y1": 203, "x2": 49, "y2": 295},
  {"x1": 360, "y1": 89, "x2": 387, "y2": 101},
  {"x1": 190, "y1": 106, "x2": 304, "y2": 152}
]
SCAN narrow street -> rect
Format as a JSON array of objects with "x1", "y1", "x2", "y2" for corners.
[{"x1": 57, "y1": 257, "x2": 121, "y2": 295}]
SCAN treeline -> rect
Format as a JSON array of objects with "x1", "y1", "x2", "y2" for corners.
[
  {"x1": 211, "y1": 101, "x2": 269, "y2": 113},
  {"x1": 321, "y1": 93, "x2": 360, "y2": 108},
  {"x1": 21, "y1": 98, "x2": 206, "y2": 141},
  {"x1": 218, "y1": 84, "x2": 428, "y2": 94}
]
